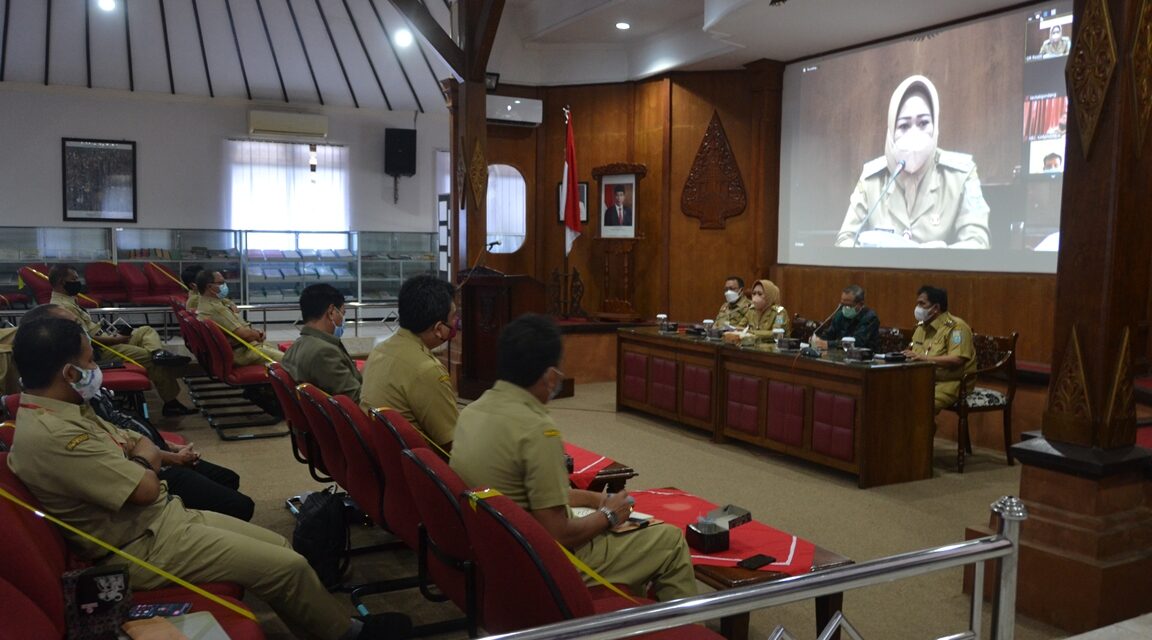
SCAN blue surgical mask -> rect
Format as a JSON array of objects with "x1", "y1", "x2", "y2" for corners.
[
  {"x1": 67, "y1": 363, "x2": 103, "y2": 401},
  {"x1": 218, "y1": 283, "x2": 229, "y2": 299},
  {"x1": 333, "y1": 324, "x2": 345, "y2": 338}
]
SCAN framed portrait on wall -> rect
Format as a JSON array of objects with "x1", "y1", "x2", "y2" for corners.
[
  {"x1": 557, "y1": 181, "x2": 588, "y2": 223},
  {"x1": 62, "y1": 138, "x2": 137, "y2": 222},
  {"x1": 600, "y1": 174, "x2": 636, "y2": 239}
]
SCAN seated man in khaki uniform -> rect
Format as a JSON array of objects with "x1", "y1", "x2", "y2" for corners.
[
  {"x1": 0, "y1": 325, "x2": 17, "y2": 395},
  {"x1": 903, "y1": 285, "x2": 976, "y2": 412},
  {"x1": 451, "y1": 314, "x2": 697, "y2": 602},
  {"x1": 283, "y1": 284, "x2": 362, "y2": 401},
  {"x1": 181, "y1": 264, "x2": 204, "y2": 311},
  {"x1": 48, "y1": 265, "x2": 194, "y2": 417},
  {"x1": 194, "y1": 270, "x2": 283, "y2": 365},
  {"x1": 714, "y1": 276, "x2": 752, "y2": 328},
  {"x1": 360, "y1": 275, "x2": 458, "y2": 452},
  {"x1": 7, "y1": 317, "x2": 411, "y2": 640}
]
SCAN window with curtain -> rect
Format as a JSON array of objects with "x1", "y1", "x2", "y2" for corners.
[
  {"x1": 227, "y1": 140, "x2": 349, "y2": 245},
  {"x1": 486, "y1": 164, "x2": 526, "y2": 253}
]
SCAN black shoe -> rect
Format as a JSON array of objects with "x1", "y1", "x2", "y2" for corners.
[
  {"x1": 151, "y1": 350, "x2": 191, "y2": 367},
  {"x1": 358, "y1": 613, "x2": 413, "y2": 639},
  {"x1": 162, "y1": 400, "x2": 197, "y2": 417}
]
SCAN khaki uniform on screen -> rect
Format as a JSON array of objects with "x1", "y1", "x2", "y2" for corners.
[
  {"x1": 359, "y1": 328, "x2": 456, "y2": 447},
  {"x1": 451, "y1": 381, "x2": 697, "y2": 602},
  {"x1": 51, "y1": 292, "x2": 181, "y2": 402},
  {"x1": 836, "y1": 150, "x2": 991, "y2": 249},
  {"x1": 715, "y1": 297, "x2": 753, "y2": 328},
  {"x1": 282, "y1": 326, "x2": 362, "y2": 402},
  {"x1": 910, "y1": 311, "x2": 976, "y2": 411},
  {"x1": 0, "y1": 327, "x2": 18, "y2": 394},
  {"x1": 7, "y1": 394, "x2": 357, "y2": 640},
  {"x1": 196, "y1": 296, "x2": 284, "y2": 365}
]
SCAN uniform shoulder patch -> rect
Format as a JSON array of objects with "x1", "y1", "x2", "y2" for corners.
[
  {"x1": 437, "y1": 374, "x2": 452, "y2": 384},
  {"x1": 65, "y1": 434, "x2": 90, "y2": 450},
  {"x1": 860, "y1": 156, "x2": 887, "y2": 179},
  {"x1": 952, "y1": 332, "x2": 963, "y2": 345},
  {"x1": 542, "y1": 429, "x2": 561, "y2": 438}
]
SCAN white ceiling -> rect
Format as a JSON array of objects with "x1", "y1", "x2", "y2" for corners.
[{"x1": 0, "y1": 0, "x2": 1035, "y2": 111}]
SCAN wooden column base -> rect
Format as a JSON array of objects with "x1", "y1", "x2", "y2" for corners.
[{"x1": 963, "y1": 438, "x2": 1152, "y2": 633}]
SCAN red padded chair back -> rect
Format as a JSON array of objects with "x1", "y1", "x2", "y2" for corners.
[
  {"x1": 296, "y1": 384, "x2": 348, "y2": 487},
  {"x1": 267, "y1": 363, "x2": 324, "y2": 473},
  {"x1": 84, "y1": 261, "x2": 128, "y2": 303},
  {"x1": 116, "y1": 262, "x2": 152, "y2": 300},
  {"x1": 2, "y1": 393, "x2": 19, "y2": 420},
  {"x1": 400, "y1": 448, "x2": 478, "y2": 628},
  {"x1": 0, "y1": 576, "x2": 59, "y2": 640},
  {"x1": 143, "y1": 262, "x2": 187, "y2": 297},
  {"x1": 459, "y1": 490, "x2": 594, "y2": 632},
  {"x1": 326, "y1": 395, "x2": 387, "y2": 526},
  {"x1": 365, "y1": 409, "x2": 428, "y2": 550},
  {"x1": 17, "y1": 264, "x2": 54, "y2": 305},
  {"x1": 0, "y1": 420, "x2": 13, "y2": 449},
  {"x1": 176, "y1": 309, "x2": 211, "y2": 372}
]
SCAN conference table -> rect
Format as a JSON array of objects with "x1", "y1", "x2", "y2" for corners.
[{"x1": 616, "y1": 328, "x2": 935, "y2": 488}]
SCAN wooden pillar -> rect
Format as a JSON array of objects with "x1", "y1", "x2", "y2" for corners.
[{"x1": 1000, "y1": 0, "x2": 1152, "y2": 631}]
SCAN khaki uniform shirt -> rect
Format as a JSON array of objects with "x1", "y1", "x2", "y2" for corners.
[
  {"x1": 196, "y1": 296, "x2": 248, "y2": 348},
  {"x1": 747, "y1": 304, "x2": 791, "y2": 338},
  {"x1": 910, "y1": 311, "x2": 977, "y2": 410},
  {"x1": 715, "y1": 297, "x2": 753, "y2": 328},
  {"x1": 51, "y1": 291, "x2": 103, "y2": 334},
  {"x1": 360, "y1": 329, "x2": 457, "y2": 446},
  {"x1": 0, "y1": 327, "x2": 17, "y2": 394},
  {"x1": 186, "y1": 290, "x2": 200, "y2": 311},
  {"x1": 283, "y1": 326, "x2": 362, "y2": 402},
  {"x1": 7, "y1": 394, "x2": 173, "y2": 559},
  {"x1": 451, "y1": 380, "x2": 568, "y2": 511},
  {"x1": 1038, "y1": 37, "x2": 1071, "y2": 57},
  {"x1": 836, "y1": 150, "x2": 991, "y2": 249}
]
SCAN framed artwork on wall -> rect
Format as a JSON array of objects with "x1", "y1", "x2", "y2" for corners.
[
  {"x1": 557, "y1": 181, "x2": 588, "y2": 223},
  {"x1": 62, "y1": 138, "x2": 137, "y2": 222},
  {"x1": 600, "y1": 173, "x2": 636, "y2": 239}
]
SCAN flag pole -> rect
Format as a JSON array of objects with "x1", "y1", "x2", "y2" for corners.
[{"x1": 561, "y1": 105, "x2": 572, "y2": 317}]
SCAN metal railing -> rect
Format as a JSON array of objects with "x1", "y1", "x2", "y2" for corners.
[{"x1": 486, "y1": 496, "x2": 1027, "y2": 640}]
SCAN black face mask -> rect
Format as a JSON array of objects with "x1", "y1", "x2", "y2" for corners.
[{"x1": 64, "y1": 281, "x2": 85, "y2": 296}]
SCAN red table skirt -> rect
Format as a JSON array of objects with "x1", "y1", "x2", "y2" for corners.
[
  {"x1": 630, "y1": 488, "x2": 815, "y2": 576},
  {"x1": 563, "y1": 442, "x2": 615, "y2": 490}
]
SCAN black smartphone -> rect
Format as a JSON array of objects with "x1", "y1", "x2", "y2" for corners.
[{"x1": 736, "y1": 554, "x2": 776, "y2": 570}]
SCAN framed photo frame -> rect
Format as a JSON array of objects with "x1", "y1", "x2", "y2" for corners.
[
  {"x1": 600, "y1": 174, "x2": 636, "y2": 238},
  {"x1": 62, "y1": 138, "x2": 137, "y2": 222},
  {"x1": 557, "y1": 181, "x2": 589, "y2": 223}
]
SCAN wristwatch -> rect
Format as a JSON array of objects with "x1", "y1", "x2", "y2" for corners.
[{"x1": 598, "y1": 506, "x2": 620, "y2": 528}]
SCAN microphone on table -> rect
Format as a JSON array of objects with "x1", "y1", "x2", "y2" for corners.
[
  {"x1": 851, "y1": 160, "x2": 905, "y2": 247},
  {"x1": 486, "y1": 240, "x2": 501, "y2": 251},
  {"x1": 809, "y1": 305, "x2": 841, "y2": 343}
]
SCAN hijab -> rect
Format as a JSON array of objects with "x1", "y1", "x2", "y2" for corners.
[
  {"x1": 885, "y1": 75, "x2": 940, "y2": 210},
  {"x1": 752, "y1": 279, "x2": 781, "y2": 311}
]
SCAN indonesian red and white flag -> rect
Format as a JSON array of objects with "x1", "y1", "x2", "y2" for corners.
[{"x1": 561, "y1": 109, "x2": 582, "y2": 256}]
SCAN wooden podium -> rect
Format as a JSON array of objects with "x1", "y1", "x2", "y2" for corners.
[{"x1": 457, "y1": 270, "x2": 545, "y2": 399}]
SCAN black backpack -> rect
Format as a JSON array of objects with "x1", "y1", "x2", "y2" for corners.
[
  {"x1": 291, "y1": 487, "x2": 349, "y2": 589},
  {"x1": 89, "y1": 391, "x2": 167, "y2": 450}
]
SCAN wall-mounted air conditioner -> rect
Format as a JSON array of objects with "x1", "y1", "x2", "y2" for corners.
[
  {"x1": 248, "y1": 110, "x2": 329, "y2": 138},
  {"x1": 486, "y1": 96, "x2": 543, "y2": 127}
]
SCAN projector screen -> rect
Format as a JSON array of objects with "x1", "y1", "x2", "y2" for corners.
[{"x1": 779, "y1": 1, "x2": 1071, "y2": 273}]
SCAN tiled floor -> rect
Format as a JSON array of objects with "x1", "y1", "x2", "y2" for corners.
[{"x1": 1067, "y1": 614, "x2": 1152, "y2": 639}]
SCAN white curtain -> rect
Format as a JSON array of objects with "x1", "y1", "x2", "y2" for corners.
[
  {"x1": 227, "y1": 140, "x2": 348, "y2": 236},
  {"x1": 486, "y1": 164, "x2": 526, "y2": 253}
]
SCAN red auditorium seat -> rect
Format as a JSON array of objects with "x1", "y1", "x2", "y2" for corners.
[{"x1": 84, "y1": 261, "x2": 129, "y2": 303}]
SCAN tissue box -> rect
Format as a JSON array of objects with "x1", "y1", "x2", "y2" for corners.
[
  {"x1": 686, "y1": 522, "x2": 730, "y2": 553},
  {"x1": 706, "y1": 504, "x2": 752, "y2": 530}
]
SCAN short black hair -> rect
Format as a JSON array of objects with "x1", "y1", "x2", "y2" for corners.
[
  {"x1": 181, "y1": 264, "x2": 205, "y2": 289},
  {"x1": 20, "y1": 304, "x2": 69, "y2": 325},
  {"x1": 1044, "y1": 152, "x2": 1062, "y2": 163},
  {"x1": 843, "y1": 284, "x2": 865, "y2": 303},
  {"x1": 299, "y1": 283, "x2": 346, "y2": 322},
  {"x1": 614, "y1": 185, "x2": 626, "y2": 194},
  {"x1": 48, "y1": 265, "x2": 77, "y2": 287},
  {"x1": 918, "y1": 285, "x2": 949, "y2": 312},
  {"x1": 725, "y1": 276, "x2": 745, "y2": 289},
  {"x1": 497, "y1": 314, "x2": 562, "y2": 388},
  {"x1": 194, "y1": 269, "x2": 219, "y2": 294},
  {"x1": 398, "y1": 275, "x2": 456, "y2": 334},
  {"x1": 14, "y1": 317, "x2": 86, "y2": 389}
]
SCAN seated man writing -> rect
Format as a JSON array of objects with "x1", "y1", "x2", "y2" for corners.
[
  {"x1": 7, "y1": 317, "x2": 410, "y2": 639},
  {"x1": 451, "y1": 314, "x2": 697, "y2": 602},
  {"x1": 194, "y1": 269, "x2": 284, "y2": 364},
  {"x1": 283, "y1": 284, "x2": 362, "y2": 401}
]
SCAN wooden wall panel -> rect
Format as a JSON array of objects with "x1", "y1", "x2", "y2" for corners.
[{"x1": 631, "y1": 78, "x2": 670, "y2": 319}]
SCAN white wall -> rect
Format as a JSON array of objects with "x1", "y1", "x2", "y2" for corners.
[{"x1": 0, "y1": 83, "x2": 448, "y2": 233}]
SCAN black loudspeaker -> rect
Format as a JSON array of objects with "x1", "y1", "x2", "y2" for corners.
[{"x1": 385, "y1": 128, "x2": 417, "y2": 177}]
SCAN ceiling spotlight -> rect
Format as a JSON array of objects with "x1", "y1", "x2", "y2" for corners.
[
  {"x1": 97, "y1": 0, "x2": 116, "y2": 11},
  {"x1": 394, "y1": 29, "x2": 413, "y2": 48},
  {"x1": 616, "y1": 22, "x2": 631, "y2": 30}
]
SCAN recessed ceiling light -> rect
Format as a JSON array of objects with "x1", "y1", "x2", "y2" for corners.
[
  {"x1": 616, "y1": 22, "x2": 631, "y2": 30},
  {"x1": 98, "y1": 0, "x2": 116, "y2": 11},
  {"x1": 394, "y1": 29, "x2": 413, "y2": 48}
]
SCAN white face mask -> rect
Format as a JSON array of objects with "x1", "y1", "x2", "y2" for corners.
[
  {"x1": 67, "y1": 363, "x2": 103, "y2": 401},
  {"x1": 892, "y1": 128, "x2": 934, "y2": 174},
  {"x1": 547, "y1": 368, "x2": 565, "y2": 402},
  {"x1": 914, "y1": 305, "x2": 933, "y2": 323},
  {"x1": 724, "y1": 290, "x2": 741, "y2": 304}
]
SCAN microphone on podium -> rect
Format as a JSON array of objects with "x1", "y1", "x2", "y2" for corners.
[{"x1": 851, "y1": 160, "x2": 906, "y2": 247}]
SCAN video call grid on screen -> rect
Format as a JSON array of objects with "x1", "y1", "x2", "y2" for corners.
[{"x1": 778, "y1": 1, "x2": 1071, "y2": 274}]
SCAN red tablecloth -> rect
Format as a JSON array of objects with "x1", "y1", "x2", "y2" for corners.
[
  {"x1": 563, "y1": 442, "x2": 615, "y2": 490},
  {"x1": 630, "y1": 488, "x2": 815, "y2": 576}
]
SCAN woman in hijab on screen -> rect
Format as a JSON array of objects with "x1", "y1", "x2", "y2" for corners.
[{"x1": 835, "y1": 74, "x2": 990, "y2": 249}]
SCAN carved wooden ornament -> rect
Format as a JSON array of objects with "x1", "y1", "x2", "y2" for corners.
[
  {"x1": 1102, "y1": 327, "x2": 1136, "y2": 447},
  {"x1": 680, "y1": 111, "x2": 747, "y2": 230},
  {"x1": 468, "y1": 140, "x2": 487, "y2": 209},
  {"x1": 1066, "y1": 0, "x2": 1117, "y2": 157},
  {"x1": 1045, "y1": 326, "x2": 1093, "y2": 441},
  {"x1": 1132, "y1": 0, "x2": 1152, "y2": 157}
]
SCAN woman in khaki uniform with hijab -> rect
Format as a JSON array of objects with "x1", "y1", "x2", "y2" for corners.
[
  {"x1": 836, "y1": 75, "x2": 991, "y2": 249},
  {"x1": 745, "y1": 279, "x2": 791, "y2": 339}
]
